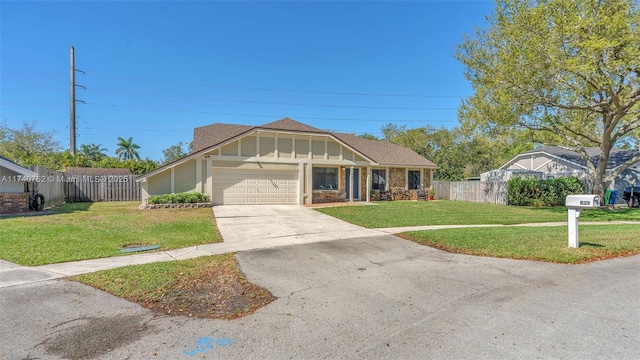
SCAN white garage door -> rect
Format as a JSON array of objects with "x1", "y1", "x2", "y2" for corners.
[{"x1": 213, "y1": 169, "x2": 298, "y2": 205}]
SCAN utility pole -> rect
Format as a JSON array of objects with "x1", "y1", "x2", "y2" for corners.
[
  {"x1": 70, "y1": 46, "x2": 76, "y2": 155},
  {"x1": 69, "y1": 46, "x2": 85, "y2": 156}
]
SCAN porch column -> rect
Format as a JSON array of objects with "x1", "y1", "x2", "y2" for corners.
[
  {"x1": 306, "y1": 161, "x2": 313, "y2": 204},
  {"x1": 298, "y1": 162, "x2": 305, "y2": 205},
  {"x1": 170, "y1": 167, "x2": 175, "y2": 193},
  {"x1": 420, "y1": 169, "x2": 424, "y2": 187},
  {"x1": 349, "y1": 165, "x2": 354, "y2": 202},
  {"x1": 366, "y1": 166, "x2": 371, "y2": 201},
  {"x1": 385, "y1": 167, "x2": 389, "y2": 190},
  {"x1": 195, "y1": 158, "x2": 202, "y2": 193},
  {"x1": 206, "y1": 157, "x2": 213, "y2": 201}
]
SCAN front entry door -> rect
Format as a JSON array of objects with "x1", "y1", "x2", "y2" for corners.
[{"x1": 346, "y1": 168, "x2": 360, "y2": 200}]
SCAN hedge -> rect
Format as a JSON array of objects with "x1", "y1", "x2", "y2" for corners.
[
  {"x1": 507, "y1": 177, "x2": 585, "y2": 207},
  {"x1": 149, "y1": 192, "x2": 210, "y2": 204}
]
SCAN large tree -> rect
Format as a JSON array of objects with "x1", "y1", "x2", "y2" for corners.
[
  {"x1": 115, "y1": 137, "x2": 141, "y2": 161},
  {"x1": 0, "y1": 121, "x2": 62, "y2": 167},
  {"x1": 457, "y1": 0, "x2": 640, "y2": 199},
  {"x1": 160, "y1": 141, "x2": 188, "y2": 165}
]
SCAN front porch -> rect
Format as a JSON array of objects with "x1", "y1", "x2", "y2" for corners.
[{"x1": 310, "y1": 166, "x2": 433, "y2": 204}]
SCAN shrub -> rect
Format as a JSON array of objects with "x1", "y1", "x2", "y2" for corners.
[
  {"x1": 149, "y1": 192, "x2": 210, "y2": 204},
  {"x1": 507, "y1": 176, "x2": 585, "y2": 207}
]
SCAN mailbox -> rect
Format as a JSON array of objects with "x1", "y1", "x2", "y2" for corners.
[
  {"x1": 565, "y1": 195, "x2": 601, "y2": 208},
  {"x1": 565, "y1": 194, "x2": 601, "y2": 248}
]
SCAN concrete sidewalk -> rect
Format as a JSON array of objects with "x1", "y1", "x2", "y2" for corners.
[{"x1": 1, "y1": 203, "x2": 638, "y2": 289}]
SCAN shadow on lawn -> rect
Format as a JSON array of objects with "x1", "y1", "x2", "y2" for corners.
[
  {"x1": 579, "y1": 242, "x2": 605, "y2": 248},
  {"x1": 50, "y1": 202, "x2": 94, "y2": 214}
]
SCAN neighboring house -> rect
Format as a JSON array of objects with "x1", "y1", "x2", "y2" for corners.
[
  {"x1": 480, "y1": 169, "x2": 543, "y2": 182},
  {"x1": 137, "y1": 118, "x2": 437, "y2": 205},
  {"x1": 495, "y1": 146, "x2": 640, "y2": 202},
  {"x1": 0, "y1": 155, "x2": 39, "y2": 213}
]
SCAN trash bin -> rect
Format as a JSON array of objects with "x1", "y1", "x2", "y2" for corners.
[
  {"x1": 605, "y1": 189, "x2": 612, "y2": 205},
  {"x1": 608, "y1": 190, "x2": 618, "y2": 205}
]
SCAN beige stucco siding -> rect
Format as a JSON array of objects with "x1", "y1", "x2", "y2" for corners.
[
  {"x1": 295, "y1": 138, "x2": 309, "y2": 159},
  {"x1": 174, "y1": 160, "x2": 196, "y2": 193},
  {"x1": 328, "y1": 142, "x2": 341, "y2": 160},
  {"x1": 312, "y1": 140, "x2": 324, "y2": 160},
  {"x1": 148, "y1": 169, "x2": 171, "y2": 194},
  {"x1": 279, "y1": 138, "x2": 292, "y2": 158},
  {"x1": 211, "y1": 161, "x2": 298, "y2": 171},
  {"x1": 260, "y1": 135, "x2": 276, "y2": 157},
  {"x1": 241, "y1": 136, "x2": 257, "y2": 157},
  {"x1": 221, "y1": 142, "x2": 237, "y2": 156}
]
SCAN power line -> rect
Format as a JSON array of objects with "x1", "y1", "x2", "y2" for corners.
[
  {"x1": 86, "y1": 72, "x2": 468, "y2": 98},
  {"x1": 84, "y1": 88, "x2": 457, "y2": 110},
  {"x1": 84, "y1": 102, "x2": 459, "y2": 123}
]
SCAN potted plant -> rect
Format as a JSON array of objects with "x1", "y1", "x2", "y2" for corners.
[
  {"x1": 428, "y1": 188, "x2": 435, "y2": 201},
  {"x1": 370, "y1": 189, "x2": 377, "y2": 201}
]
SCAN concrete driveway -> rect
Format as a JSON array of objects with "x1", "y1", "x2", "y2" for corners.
[
  {"x1": 211, "y1": 205, "x2": 384, "y2": 253},
  {"x1": 2, "y1": 232, "x2": 639, "y2": 359}
]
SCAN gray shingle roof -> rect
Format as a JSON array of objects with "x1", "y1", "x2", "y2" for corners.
[
  {"x1": 192, "y1": 123, "x2": 254, "y2": 153},
  {"x1": 522, "y1": 145, "x2": 639, "y2": 170},
  {"x1": 191, "y1": 118, "x2": 435, "y2": 167},
  {"x1": 331, "y1": 132, "x2": 436, "y2": 167}
]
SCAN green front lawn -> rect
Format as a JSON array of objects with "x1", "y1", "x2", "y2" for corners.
[
  {"x1": 316, "y1": 200, "x2": 640, "y2": 228},
  {"x1": 0, "y1": 202, "x2": 220, "y2": 266},
  {"x1": 400, "y1": 224, "x2": 640, "y2": 264}
]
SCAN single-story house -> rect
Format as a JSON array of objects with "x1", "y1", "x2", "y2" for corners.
[
  {"x1": 496, "y1": 145, "x2": 640, "y2": 202},
  {"x1": 137, "y1": 118, "x2": 437, "y2": 205},
  {"x1": 0, "y1": 155, "x2": 39, "y2": 213}
]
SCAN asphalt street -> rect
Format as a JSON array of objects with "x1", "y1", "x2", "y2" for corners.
[{"x1": 2, "y1": 234, "x2": 639, "y2": 359}]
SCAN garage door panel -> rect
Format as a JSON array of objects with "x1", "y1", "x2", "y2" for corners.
[{"x1": 213, "y1": 169, "x2": 298, "y2": 205}]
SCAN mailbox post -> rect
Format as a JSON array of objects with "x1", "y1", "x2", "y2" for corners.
[{"x1": 565, "y1": 195, "x2": 601, "y2": 248}]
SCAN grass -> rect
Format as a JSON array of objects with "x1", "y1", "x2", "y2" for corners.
[
  {"x1": 0, "y1": 202, "x2": 220, "y2": 266},
  {"x1": 399, "y1": 224, "x2": 640, "y2": 264},
  {"x1": 316, "y1": 200, "x2": 640, "y2": 228},
  {"x1": 74, "y1": 253, "x2": 275, "y2": 319}
]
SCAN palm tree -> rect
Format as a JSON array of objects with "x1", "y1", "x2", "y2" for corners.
[
  {"x1": 79, "y1": 143, "x2": 108, "y2": 161},
  {"x1": 115, "y1": 137, "x2": 141, "y2": 161}
]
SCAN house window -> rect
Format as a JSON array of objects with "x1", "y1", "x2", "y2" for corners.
[
  {"x1": 408, "y1": 170, "x2": 420, "y2": 189},
  {"x1": 313, "y1": 167, "x2": 338, "y2": 190},
  {"x1": 372, "y1": 169, "x2": 386, "y2": 190}
]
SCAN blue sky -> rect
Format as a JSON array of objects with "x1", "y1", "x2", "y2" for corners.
[{"x1": 1, "y1": 1, "x2": 493, "y2": 161}]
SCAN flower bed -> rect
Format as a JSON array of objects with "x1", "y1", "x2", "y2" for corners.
[{"x1": 139, "y1": 202, "x2": 212, "y2": 210}]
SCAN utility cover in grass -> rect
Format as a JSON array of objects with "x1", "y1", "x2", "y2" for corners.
[{"x1": 119, "y1": 245, "x2": 161, "y2": 253}]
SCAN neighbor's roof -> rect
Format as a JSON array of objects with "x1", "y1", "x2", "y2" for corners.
[
  {"x1": 0, "y1": 154, "x2": 40, "y2": 177},
  {"x1": 520, "y1": 146, "x2": 639, "y2": 170},
  {"x1": 65, "y1": 167, "x2": 133, "y2": 176}
]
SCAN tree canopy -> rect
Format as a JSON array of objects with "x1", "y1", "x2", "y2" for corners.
[
  {"x1": 457, "y1": 0, "x2": 640, "y2": 197},
  {"x1": 160, "y1": 141, "x2": 189, "y2": 165}
]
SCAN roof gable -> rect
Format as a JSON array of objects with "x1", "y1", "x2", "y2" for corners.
[
  {"x1": 519, "y1": 146, "x2": 639, "y2": 170},
  {"x1": 259, "y1": 118, "x2": 324, "y2": 133}
]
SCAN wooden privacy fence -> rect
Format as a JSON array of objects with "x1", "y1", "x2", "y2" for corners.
[
  {"x1": 433, "y1": 181, "x2": 508, "y2": 205},
  {"x1": 65, "y1": 175, "x2": 140, "y2": 202},
  {"x1": 29, "y1": 166, "x2": 66, "y2": 207}
]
